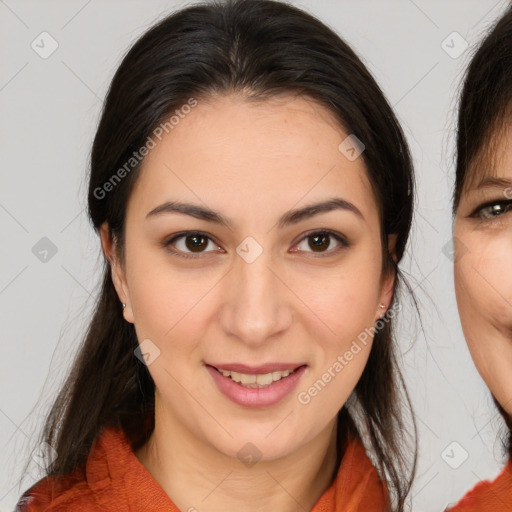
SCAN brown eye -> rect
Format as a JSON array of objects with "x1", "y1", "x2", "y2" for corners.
[
  {"x1": 183, "y1": 234, "x2": 209, "y2": 252},
  {"x1": 308, "y1": 233, "x2": 331, "y2": 252},
  {"x1": 165, "y1": 231, "x2": 220, "y2": 258},
  {"x1": 294, "y1": 230, "x2": 348, "y2": 255}
]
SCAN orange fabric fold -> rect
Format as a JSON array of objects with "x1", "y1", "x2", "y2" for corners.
[
  {"x1": 445, "y1": 459, "x2": 512, "y2": 511},
  {"x1": 16, "y1": 425, "x2": 388, "y2": 511}
]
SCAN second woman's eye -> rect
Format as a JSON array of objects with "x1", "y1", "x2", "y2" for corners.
[{"x1": 474, "y1": 200, "x2": 512, "y2": 220}]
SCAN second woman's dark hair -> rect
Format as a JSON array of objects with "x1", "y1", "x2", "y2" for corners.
[
  {"x1": 35, "y1": 0, "x2": 417, "y2": 509},
  {"x1": 453, "y1": 5, "x2": 512, "y2": 458},
  {"x1": 454, "y1": 5, "x2": 512, "y2": 212}
]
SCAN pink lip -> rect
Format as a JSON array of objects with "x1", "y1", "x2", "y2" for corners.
[
  {"x1": 205, "y1": 364, "x2": 307, "y2": 408},
  {"x1": 205, "y1": 362, "x2": 305, "y2": 374}
]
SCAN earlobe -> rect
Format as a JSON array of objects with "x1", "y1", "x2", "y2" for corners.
[
  {"x1": 121, "y1": 302, "x2": 134, "y2": 323},
  {"x1": 376, "y1": 290, "x2": 393, "y2": 321}
]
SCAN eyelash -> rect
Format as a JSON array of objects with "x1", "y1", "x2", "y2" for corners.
[
  {"x1": 162, "y1": 229, "x2": 349, "y2": 260},
  {"x1": 470, "y1": 199, "x2": 512, "y2": 220}
]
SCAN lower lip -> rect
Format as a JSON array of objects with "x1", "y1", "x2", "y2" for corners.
[{"x1": 205, "y1": 364, "x2": 307, "y2": 408}]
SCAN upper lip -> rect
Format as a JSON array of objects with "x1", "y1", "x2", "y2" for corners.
[{"x1": 206, "y1": 362, "x2": 307, "y2": 374}]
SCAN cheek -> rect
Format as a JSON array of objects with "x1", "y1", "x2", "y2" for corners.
[
  {"x1": 293, "y1": 250, "x2": 383, "y2": 350},
  {"x1": 454, "y1": 233, "x2": 512, "y2": 386},
  {"x1": 457, "y1": 236, "x2": 512, "y2": 330},
  {"x1": 125, "y1": 243, "x2": 211, "y2": 348}
]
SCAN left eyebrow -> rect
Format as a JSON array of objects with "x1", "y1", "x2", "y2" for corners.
[{"x1": 145, "y1": 198, "x2": 365, "y2": 229}]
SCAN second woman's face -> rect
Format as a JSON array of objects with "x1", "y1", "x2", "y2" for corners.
[
  {"x1": 454, "y1": 127, "x2": 512, "y2": 416},
  {"x1": 107, "y1": 93, "x2": 394, "y2": 461}
]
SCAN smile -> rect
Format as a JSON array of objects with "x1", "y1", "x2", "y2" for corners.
[
  {"x1": 205, "y1": 363, "x2": 308, "y2": 407},
  {"x1": 214, "y1": 367, "x2": 299, "y2": 388}
]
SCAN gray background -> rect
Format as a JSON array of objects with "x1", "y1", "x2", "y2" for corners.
[{"x1": 1, "y1": 0, "x2": 509, "y2": 510}]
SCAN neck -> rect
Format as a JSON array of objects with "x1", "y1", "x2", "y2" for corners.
[{"x1": 135, "y1": 403, "x2": 340, "y2": 512}]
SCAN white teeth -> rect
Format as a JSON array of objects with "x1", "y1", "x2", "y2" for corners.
[
  {"x1": 241, "y1": 373, "x2": 257, "y2": 385},
  {"x1": 230, "y1": 371, "x2": 242, "y2": 383},
  {"x1": 217, "y1": 368, "x2": 295, "y2": 387},
  {"x1": 256, "y1": 373, "x2": 273, "y2": 386}
]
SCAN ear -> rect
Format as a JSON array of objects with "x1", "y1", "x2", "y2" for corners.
[
  {"x1": 376, "y1": 233, "x2": 398, "y2": 320},
  {"x1": 99, "y1": 222, "x2": 134, "y2": 323}
]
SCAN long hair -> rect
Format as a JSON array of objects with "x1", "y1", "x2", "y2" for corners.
[
  {"x1": 31, "y1": 0, "x2": 417, "y2": 508},
  {"x1": 453, "y1": 5, "x2": 512, "y2": 458}
]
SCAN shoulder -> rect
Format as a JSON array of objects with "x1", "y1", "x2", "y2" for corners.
[
  {"x1": 446, "y1": 459, "x2": 512, "y2": 511},
  {"x1": 313, "y1": 435, "x2": 388, "y2": 511},
  {"x1": 15, "y1": 472, "x2": 100, "y2": 512},
  {"x1": 341, "y1": 436, "x2": 388, "y2": 500},
  {"x1": 15, "y1": 427, "x2": 132, "y2": 512}
]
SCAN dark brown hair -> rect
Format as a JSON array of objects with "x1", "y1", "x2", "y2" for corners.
[
  {"x1": 24, "y1": 0, "x2": 417, "y2": 509},
  {"x1": 453, "y1": 4, "x2": 512, "y2": 458},
  {"x1": 453, "y1": 5, "x2": 512, "y2": 211}
]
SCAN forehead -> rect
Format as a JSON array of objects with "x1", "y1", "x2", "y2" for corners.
[{"x1": 127, "y1": 93, "x2": 377, "y2": 223}]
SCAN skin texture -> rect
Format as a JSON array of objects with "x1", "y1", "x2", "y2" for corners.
[
  {"x1": 99, "y1": 93, "x2": 395, "y2": 511},
  {"x1": 454, "y1": 126, "x2": 512, "y2": 417}
]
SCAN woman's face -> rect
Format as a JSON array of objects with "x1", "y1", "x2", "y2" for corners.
[
  {"x1": 454, "y1": 126, "x2": 512, "y2": 416},
  {"x1": 102, "y1": 93, "x2": 394, "y2": 461}
]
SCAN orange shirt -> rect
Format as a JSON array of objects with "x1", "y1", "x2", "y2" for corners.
[
  {"x1": 16, "y1": 425, "x2": 388, "y2": 511},
  {"x1": 445, "y1": 460, "x2": 512, "y2": 511}
]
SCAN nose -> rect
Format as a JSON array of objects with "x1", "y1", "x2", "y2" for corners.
[{"x1": 218, "y1": 248, "x2": 293, "y2": 347}]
